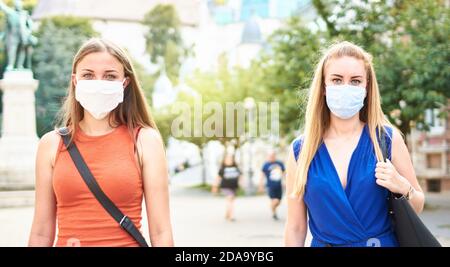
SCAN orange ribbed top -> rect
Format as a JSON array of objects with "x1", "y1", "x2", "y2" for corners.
[{"x1": 52, "y1": 125, "x2": 144, "y2": 247}]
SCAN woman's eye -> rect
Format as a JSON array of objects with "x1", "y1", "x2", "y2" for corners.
[
  {"x1": 351, "y1": 80, "x2": 361, "y2": 85},
  {"x1": 82, "y1": 73, "x2": 93, "y2": 79},
  {"x1": 105, "y1": 74, "x2": 117, "y2": 80},
  {"x1": 332, "y1": 78, "x2": 342, "y2": 84}
]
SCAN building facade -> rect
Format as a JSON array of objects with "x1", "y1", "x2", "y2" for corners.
[{"x1": 410, "y1": 100, "x2": 450, "y2": 192}]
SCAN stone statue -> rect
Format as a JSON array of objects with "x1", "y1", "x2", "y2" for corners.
[{"x1": 0, "y1": 0, "x2": 37, "y2": 71}]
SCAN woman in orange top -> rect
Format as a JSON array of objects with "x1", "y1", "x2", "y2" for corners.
[{"x1": 28, "y1": 38, "x2": 174, "y2": 247}]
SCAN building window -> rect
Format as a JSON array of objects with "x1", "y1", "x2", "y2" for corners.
[
  {"x1": 426, "y1": 153, "x2": 442, "y2": 169},
  {"x1": 427, "y1": 179, "x2": 441, "y2": 193},
  {"x1": 425, "y1": 108, "x2": 445, "y2": 135}
]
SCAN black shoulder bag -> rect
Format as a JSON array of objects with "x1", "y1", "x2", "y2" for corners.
[
  {"x1": 57, "y1": 127, "x2": 149, "y2": 247},
  {"x1": 379, "y1": 128, "x2": 441, "y2": 247}
]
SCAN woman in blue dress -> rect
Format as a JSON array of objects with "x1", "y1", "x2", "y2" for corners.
[{"x1": 284, "y1": 41, "x2": 425, "y2": 247}]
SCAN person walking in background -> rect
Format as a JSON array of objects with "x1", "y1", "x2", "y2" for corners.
[
  {"x1": 212, "y1": 154, "x2": 242, "y2": 222},
  {"x1": 259, "y1": 150, "x2": 285, "y2": 220}
]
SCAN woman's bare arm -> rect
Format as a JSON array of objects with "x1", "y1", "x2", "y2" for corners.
[
  {"x1": 391, "y1": 129, "x2": 425, "y2": 213},
  {"x1": 284, "y1": 145, "x2": 308, "y2": 247},
  {"x1": 139, "y1": 128, "x2": 174, "y2": 247},
  {"x1": 28, "y1": 131, "x2": 58, "y2": 247}
]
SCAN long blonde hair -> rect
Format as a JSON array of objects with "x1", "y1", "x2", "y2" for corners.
[
  {"x1": 292, "y1": 41, "x2": 392, "y2": 197},
  {"x1": 58, "y1": 38, "x2": 157, "y2": 145}
]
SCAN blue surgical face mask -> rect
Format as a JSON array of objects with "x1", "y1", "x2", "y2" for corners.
[{"x1": 325, "y1": 84, "x2": 366, "y2": 119}]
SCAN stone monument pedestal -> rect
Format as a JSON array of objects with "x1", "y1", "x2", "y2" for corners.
[{"x1": 0, "y1": 70, "x2": 39, "y2": 190}]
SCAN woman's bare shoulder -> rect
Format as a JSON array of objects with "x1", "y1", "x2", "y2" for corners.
[
  {"x1": 39, "y1": 130, "x2": 61, "y2": 147},
  {"x1": 137, "y1": 127, "x2": 163, "y2": 144},
  {"x1": 37, "y1": 130, "x2": 62, "y2": 166}
]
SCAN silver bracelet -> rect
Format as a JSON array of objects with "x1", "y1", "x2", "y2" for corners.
[
  {"x1": 394, "y1": 185, "x2": 414, "y2": 200},
  {"x1": 406, "y1": 185, "x2": 415, "y2": 200}
]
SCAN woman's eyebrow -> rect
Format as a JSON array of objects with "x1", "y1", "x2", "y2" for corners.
[
  {"x1": 104, "y1": 70, "x2": 119, "y2": 73},
  {"x1": 80, "y1": 68, "x2": 94, "y2": 72},
  {"x1": 330, "y1": 74, "x2": 363, "y2": 79}
]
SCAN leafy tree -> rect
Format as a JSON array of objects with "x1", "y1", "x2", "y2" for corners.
[
  {"x1": 156, "y1": 56, "x2": 269, "y2": 184},
  {"x1": 142, "y1": 4, "x2": 191, "y2": 84}
]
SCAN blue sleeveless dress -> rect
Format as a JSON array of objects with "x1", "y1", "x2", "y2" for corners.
[{"x1": 292, "y1": 124, "x2": 399, "y2": 247}]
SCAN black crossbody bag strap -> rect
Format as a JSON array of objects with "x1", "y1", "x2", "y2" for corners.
[
  {"x1": 58, "y1": 127, "x2": 149, "y2": 247},
  {"x1": 379, "y1": 128, "x2": 400, "y2": 204},
  {"x1": 379, "y1": 128, "x2": 402, "y2": 198}
]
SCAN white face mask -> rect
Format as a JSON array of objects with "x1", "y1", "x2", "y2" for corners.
[
  {"x1": 75, "y1": 79, "x2": 125, "y2": 120},
  {"x1": 325, "y1": 84, "x2": 366, "y2": 119}
]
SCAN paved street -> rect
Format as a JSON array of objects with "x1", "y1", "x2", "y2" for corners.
[{"x1": 0, "y1": 185, "x2": 449, "y2": 247}]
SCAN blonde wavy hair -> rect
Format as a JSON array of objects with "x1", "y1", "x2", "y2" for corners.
[{"x1": 292, "y1": 41, "x2": 393, "y2": 197}]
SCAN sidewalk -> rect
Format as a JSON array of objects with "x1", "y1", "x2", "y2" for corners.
[
  {"x1": 163, "y1": 186, "x2": 302, "y2": 247},
  {"x1": 0, "y1": 186, "x2": 448, "y2": 247},
  {"x1": 419, "y1": 192, "x2": 450, "y2": 246}
]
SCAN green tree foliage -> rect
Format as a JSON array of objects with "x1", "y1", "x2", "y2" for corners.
[
  {"x1": 168, "y1": 55, "x2": 251, "y2": 148},
  {"x1": 159, "y1": 17, "x2": 321, "y2": 145},
  {"x1": 142, "y1": 4, "x2": 191, "y2": 84},
  {"x1": 162, "y1": 56, "x2": 266, "y2": 184}
]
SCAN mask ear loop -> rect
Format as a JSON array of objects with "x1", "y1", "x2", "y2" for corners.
[{"x1": 73, "y1": 76, "x2": 82, "y2": 89}]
